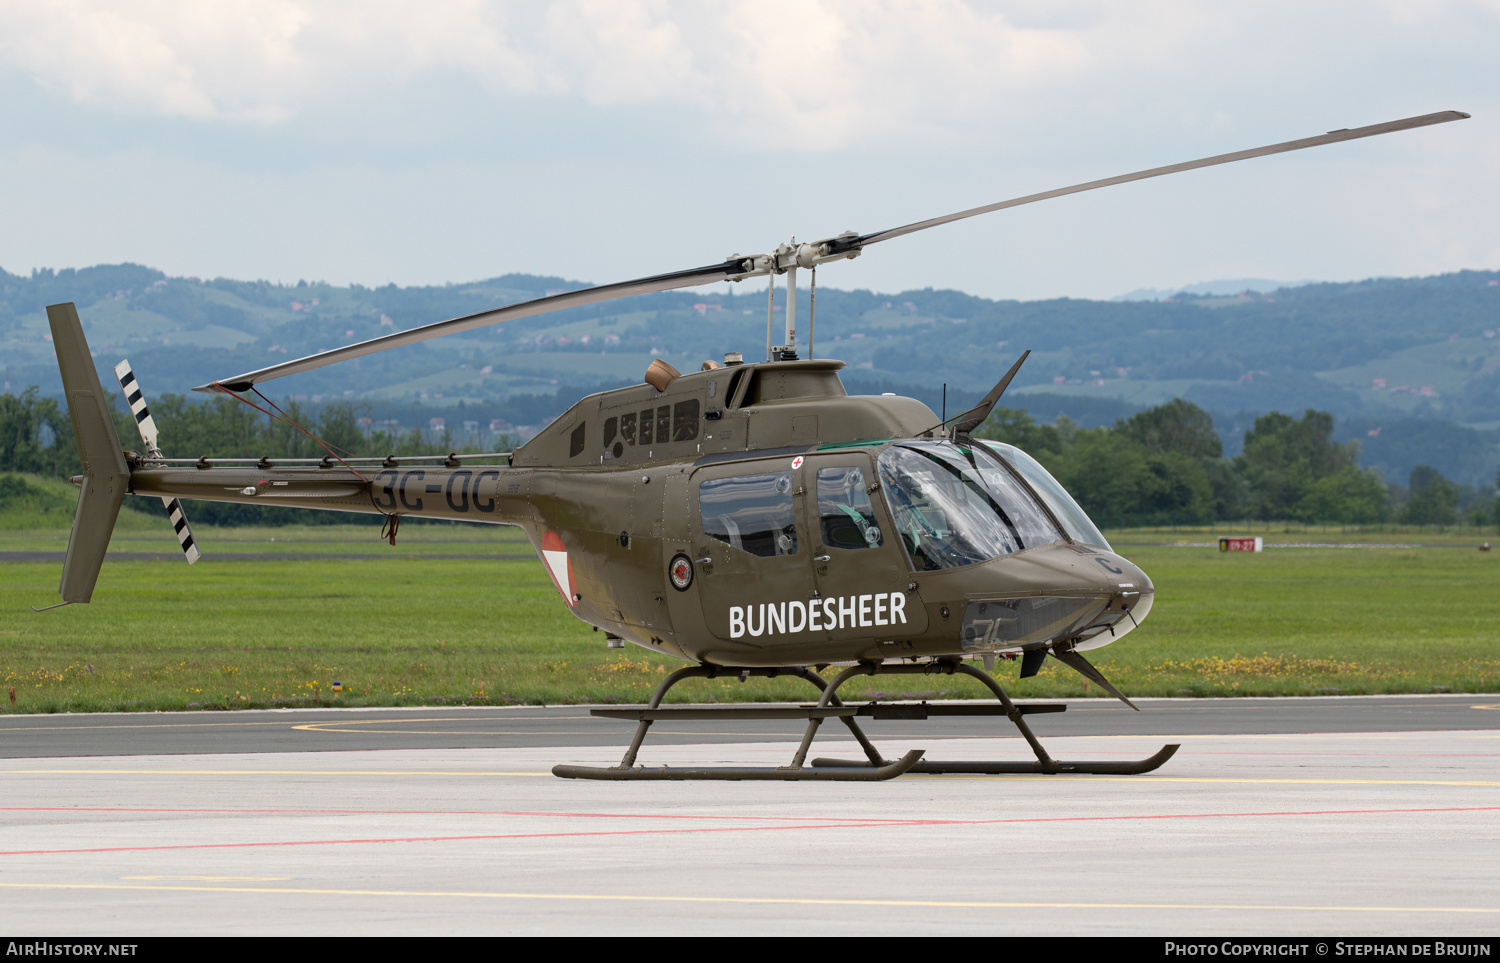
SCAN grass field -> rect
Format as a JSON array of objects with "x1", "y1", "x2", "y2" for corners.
[{"x1": 1, "y1": 518, "x2": 1497, "y2": 712}]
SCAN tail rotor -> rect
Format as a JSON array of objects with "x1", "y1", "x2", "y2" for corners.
[{"x1": 113, "y1": 360, "x2": 200, "y2": 565}]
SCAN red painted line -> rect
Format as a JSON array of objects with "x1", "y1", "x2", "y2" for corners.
[
  {"x1": 0, "y1": 806, "x2": 915, "y2": 823},
  {"x1": 639, "y1": 748, "x2": 1500, "y2": 758},
  {"x1": 1190, "y1": 752, "x2": 1500, "y2": 758},
  {"x1": 4, "y1": 805, "x2": 1497, "y2": 858},
  {"x1": 0, "y1": 820, "x2": 902, "y2": 856},
  {"x1": 957, "y1": 805, "x2": 1500, "y2": 828}
]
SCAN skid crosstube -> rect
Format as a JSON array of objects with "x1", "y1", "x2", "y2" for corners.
[{"x1": 551, "y1": 660, "x2": 1179, "y2": 782}]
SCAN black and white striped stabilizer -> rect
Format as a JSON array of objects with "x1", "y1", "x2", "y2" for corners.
[
  {"x1": 113, "y1": 358, "x2": 200, "y2": 565},
  {"x1": 113, "y1": 359, "x2": 160, "y2": 451}
]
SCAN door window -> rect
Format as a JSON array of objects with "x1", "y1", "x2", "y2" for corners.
[
  {"x1": 700, "y1": 471, "x2": 798, "y2": 557},
  {"x1": 816, "y1": 466, "x2": 883, "y2": 550}
]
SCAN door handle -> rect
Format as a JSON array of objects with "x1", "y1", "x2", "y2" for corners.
[{"x1": 814, "y1": 555, "x2": 831, "y2": 562}]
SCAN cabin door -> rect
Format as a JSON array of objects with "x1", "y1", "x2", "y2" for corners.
[
  {"x1": 689, "y1": 458, "x2": 816, "y2": 644},
  {"x1": 798, "y1": 451, "x2": 927, "y2": 645}
]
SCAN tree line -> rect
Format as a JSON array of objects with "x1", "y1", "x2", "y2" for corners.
[
  {"x1": 974, "y1": 399, "x2": 1491, "y2": 529},
  {"x1": 0, "y1": 389, "x2": 477, "y2": 526},
  {"x1": 2, "y1": 387, "x2": 1493, "y2": 529}
]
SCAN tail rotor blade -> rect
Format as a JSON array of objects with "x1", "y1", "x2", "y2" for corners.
[
  {"x1": 162, "y1": 497, "x2": 201, "y2": 565},
  {"x1": 113, "y1": 359, "x2": 200, "y2": 566},
  {"x1": 113, "y1": 360, "x2": 160, "y2": 452}
]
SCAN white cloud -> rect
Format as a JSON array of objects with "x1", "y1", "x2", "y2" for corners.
[
  {"x1": 0, "y1": 1, "x2": 1493, "y2": 297},
  {"x1": 0, "y1": 1, "x2": 1167, "y2": 148},
  {"x1": 3, "y1": 2, "x2": 1488, "y2": 153}
]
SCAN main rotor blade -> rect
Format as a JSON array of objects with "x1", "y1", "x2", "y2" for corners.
[
  {"x1": 194, "y1": 259, "x2": 745, "y2": 392},
  {"x1": 198, "y1": 109, "x2": 1467, "y2": 393},
  {"x1": 853, "y1": 110, "x2": 1469, "y2": 248}
]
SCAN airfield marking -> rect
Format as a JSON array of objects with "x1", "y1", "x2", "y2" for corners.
[
  {"x1": 1, "y1": 881, "x2": 1497, "y2": 916},
  {"x1": 121, "y1": 870, "x2": 288, "y2": 876},
  {"x1": 0, "y1": 699, "x2": 1491, "y2": 734},
  {"x1": 6, "y1": 804, "x2": 1499, "y2": 858},
  {"x1": 0, "y1": 769, "x2": 550, "y2": 776},
  {"x1": 0, "y1": 806, "x2": 938, "y2": 822},
  {"x1": 5, "y1": 767, "x2": 1500, "y2": 787},
  {"x1": 0, "y1": 715, "x2": 595, "y2": 732},
  {"x1": 292, "y1": 724, "x2": 646, "y2": 735},
  {"x1": 9, "y1": 804, "x2": 1499, "y2": 822},
  {"x1": 0, "y1": 821, "x2": 908, "y2": 856},
  {"x1": 909, "y1": 774, "x2": 1500, "y2": 786}
]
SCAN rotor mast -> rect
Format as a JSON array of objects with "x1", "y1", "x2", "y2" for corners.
[{"x1": 762, "y1": 237, "x2": 840, "y2": 361}]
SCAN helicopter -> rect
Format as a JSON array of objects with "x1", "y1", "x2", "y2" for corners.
[{"x1": 42, "y1": 109, "x2": 1467, "y2": 781}]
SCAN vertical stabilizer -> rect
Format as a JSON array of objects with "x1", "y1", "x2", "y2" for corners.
[{"x1": 48, "y1": 302, "x2": 128, "y2": 604}]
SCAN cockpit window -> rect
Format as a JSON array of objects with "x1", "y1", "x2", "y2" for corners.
[
  {"x1": 978, "y1": 441, "x2": 1111, "y2": 550},
  {"x1": 877, "y1": 442, "x2": 1062, "y2": 570}
]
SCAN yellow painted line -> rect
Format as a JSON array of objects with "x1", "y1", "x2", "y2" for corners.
[
  {"x1": 291, "y1": 725, "x2": 631, "y2": 735},
  {"x1": 291, "y1": 716, "x2": 593, "y2": 729},
  {"x1": 1137, "y1": 776, "x2": 1500, "y2": 787},
  {"x1": 0, "y1": 882, "x2": 1495, "y2": 915},
  {"x1": 916, "y1": 775, "x2": 1500, "y2": 786},
  {"x1": 0, "y1": 769, "x2": 551, "y2": 777},
  {"x1": 1471, "y1": 704, "x2": 1500, "y2": 711},
  {"x1": 121, "y1": 870, "x2": 288, "y2": 876},
  {"x1": 0, "y1": 715, "x2": 592, "y2": 733},
  {"x1": 292, "y1": 726, "x2": 826, "y2": 737},
  {"x1": 0, "y1": 721, "x2": 311, "y2": 732}
]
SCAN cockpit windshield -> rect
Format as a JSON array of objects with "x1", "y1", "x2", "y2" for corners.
[
  {"x1": 978, "y1": 441, "x2": 1111, "y2": 550},
  {"x1": 877, "y1": 441, "x2": 1062, "y2": 571}
]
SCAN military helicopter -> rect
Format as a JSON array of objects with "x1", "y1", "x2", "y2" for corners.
[{"x1": 43, "y1": 110, "x2": 1467, "y2": 780}]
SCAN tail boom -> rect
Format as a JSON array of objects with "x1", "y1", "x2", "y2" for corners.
[{"x1": 126, "y1": 464, "x2": 533, "y2": 523}]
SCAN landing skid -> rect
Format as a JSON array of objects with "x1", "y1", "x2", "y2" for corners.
[{"x1": 552, "y1": 660, "x2": 1178, "y2": 782}]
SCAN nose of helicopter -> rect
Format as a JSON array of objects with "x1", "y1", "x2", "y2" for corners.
[
  {"x1": 1071, "y1": 546, "x2": 1154, "y2": 651},
  {"x1": 947, "y1": 542, "x2": 1155, "y2": 655}
]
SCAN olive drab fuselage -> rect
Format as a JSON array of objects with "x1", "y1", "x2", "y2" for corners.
[{"x1": 126, "y1": 357, "x2": 1154, "y2": 666}]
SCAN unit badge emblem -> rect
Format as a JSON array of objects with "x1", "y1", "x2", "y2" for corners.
[{"x1": 668, "y1": 553, "x2": 694, "y2": 591}]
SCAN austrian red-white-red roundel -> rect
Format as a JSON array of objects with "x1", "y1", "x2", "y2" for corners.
[
  {"x1": 790, "y1": 455, "x2": 804, "y2": 470},
  {"x1": 668, "y1": 553, "x2": 694, "y2": 591},
  {"x1": 540, "y1": 530, "x2": 577, "y2": 606}
]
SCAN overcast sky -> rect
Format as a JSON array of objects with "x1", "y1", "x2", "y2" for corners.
[{"x1": 0, "y1": 1, "x2": 1494, "y2": 301}]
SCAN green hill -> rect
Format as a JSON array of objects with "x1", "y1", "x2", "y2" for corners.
[{"x1": 4, "y1": 263, "x2": 1500, "y2": 484}]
